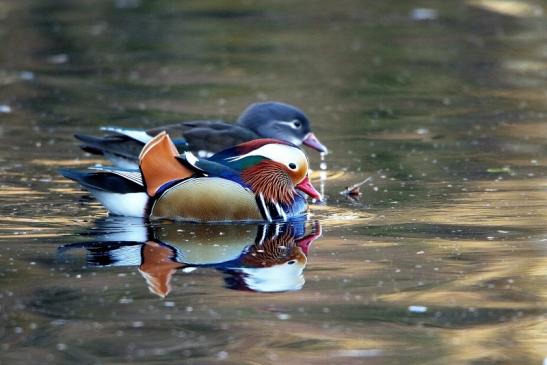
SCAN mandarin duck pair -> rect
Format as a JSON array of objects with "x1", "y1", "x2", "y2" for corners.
[
  {"x1": 60, "y1": 219, "x2": 322, "y2": 295},
  {"x1": 62, "y1": 102, "x2": 327, "y2": 222}
]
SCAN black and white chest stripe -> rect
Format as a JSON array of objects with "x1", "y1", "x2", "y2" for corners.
[{"x1": 255, "y1": 193, "x2": 288, "y2": 222}]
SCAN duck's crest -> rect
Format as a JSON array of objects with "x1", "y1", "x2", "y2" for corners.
[{"x1": 210, "y1": 138, "x2": 293, "y2": 163}]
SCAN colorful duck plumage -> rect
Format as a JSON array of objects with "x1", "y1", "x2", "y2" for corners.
[
  {"x1": 61, "y1": 132, "x2": 321, "y2": 222},
  {"x1": 75, "y1": 101, "x2": 328, "y2": 169}
]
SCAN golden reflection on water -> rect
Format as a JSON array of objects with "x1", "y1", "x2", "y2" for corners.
[
  {"x1": 381, "y1": 254, "x2": 547, "y2": 308},
  {"x1": 498, "y1": 122, "x2": 547, "y2": 141},
  {"x1": 30, "y1": 158, "x2": 103, "y2": 166},
  {"x1": 468, "y1": 0, "x2": 544, "y2": 17},
  {"x1": 388, "y1": 178, "x2": 547, "y2": 228},
  {"x1": 434, "y1": 317, "x2": 546, "y2": 364},
  {"x1": 308, "y1": 169, "x2": 347, "y2": 181},
  {"x1": 0, "y1": 187, "x2": 47, "y2": 196},
  {"x1": 310, "y1": 205, "x2": 375, "y2": 226}
]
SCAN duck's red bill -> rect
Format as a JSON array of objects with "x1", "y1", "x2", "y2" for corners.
[
  {"x1": 302, "y1": 132, "x2": 328, "y2": 154},
  {"x1": 296, "y1": 175, "x2": 322, "y2": 200}
]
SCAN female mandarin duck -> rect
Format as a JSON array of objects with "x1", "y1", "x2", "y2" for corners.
[
  {"x1": 75, "y1": 101, "x2": 328, "y2": 169},
  {"x1": 61, "y1": 132, "x2": 321, "y2": 222}
]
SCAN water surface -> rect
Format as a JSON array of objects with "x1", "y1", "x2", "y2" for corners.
[{"x1": 1, "y1": 1, "x2": 546, "y2": 364}]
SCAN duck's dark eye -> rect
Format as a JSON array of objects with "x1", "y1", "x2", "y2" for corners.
[
  {"x1": 293, "y1": 121, "x2": 302, "y2": 128},
  {"x1": 289, "y1": 163, "x2": 297, "y2": 170}
]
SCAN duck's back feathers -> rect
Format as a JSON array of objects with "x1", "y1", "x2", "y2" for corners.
[
  {"x1": 75, "y1": 121, "x2": 266, "y2": 166},
  {"x1": 140, "y1": 120, "x2": 259, "y2": 154},
  {"x1": 75, "y1": 128, "x2": 189, "y2": 170},
  {"x1": 177, "y1": 121, "x2": 258, "y2": 152},
  {"x1": 75, "y1": 133, "x2": 144, "y2": 160}
]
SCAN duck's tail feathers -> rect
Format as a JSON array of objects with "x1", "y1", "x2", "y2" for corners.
[
  {"x1": 60, "y1": 168, "x2": 144, "y2": 193},
  {"x1": 60, "y1": 168, "x2": 148, "y2": 217}
]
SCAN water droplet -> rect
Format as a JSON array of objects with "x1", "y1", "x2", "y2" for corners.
[
  {"x1": 408, "y1": 305, "x2": 428, "y2": 313},
  {"x1": 47, "y1": 54, "x2": 69, "y2": 64},
  {"x1": 217, "y1": 351, "x2": 229, "y2": 360},
  {"x1": 19, "y1": 71, "x2": 34, "y2": 80},
  {"x1": 56, "y1": 343, "x2": 67, "y2": 351},
  {"x1": 119, "y1": 297, "x2": 133, "y2": 304}
]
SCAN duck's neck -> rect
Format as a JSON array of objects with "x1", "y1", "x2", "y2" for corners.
[{"x1": 240, "y1": 161, "x2": 295, "y2": 205}]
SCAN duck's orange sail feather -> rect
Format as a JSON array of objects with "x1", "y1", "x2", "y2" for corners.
[{"x1": 139, "y1": 131, "x2": 194, "y2": 196}]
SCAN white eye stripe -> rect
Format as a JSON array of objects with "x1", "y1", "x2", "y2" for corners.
[
  {"x1": 271, "y1": 120, "x2": 302, "y2": 129},
  {"x1": 225, "y1": 144, "x2": 307, "y2": 168}
]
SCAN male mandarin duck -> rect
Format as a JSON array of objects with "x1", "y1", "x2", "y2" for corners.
[
  {"x1": 59, "y1": 220, "x2": 322, "y2": 296},
  {"x1": 75, "y1": 101, "x2": 328, "y2": 169},
  {"x1": 61, "y1": 132, "x2": 321, "y2": 222}
]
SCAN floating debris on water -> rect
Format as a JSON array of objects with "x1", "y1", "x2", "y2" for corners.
[
  {"x1": 486, "y1": 167, "x2": 512, "y2": 174},
  {"x1": 340, "y1": 176, "x2": 372, "y2": 197}
]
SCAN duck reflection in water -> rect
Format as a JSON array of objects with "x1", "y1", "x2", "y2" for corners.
[{"x1": 59, "y1": 219, "x2": 321, "y2": 297}]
